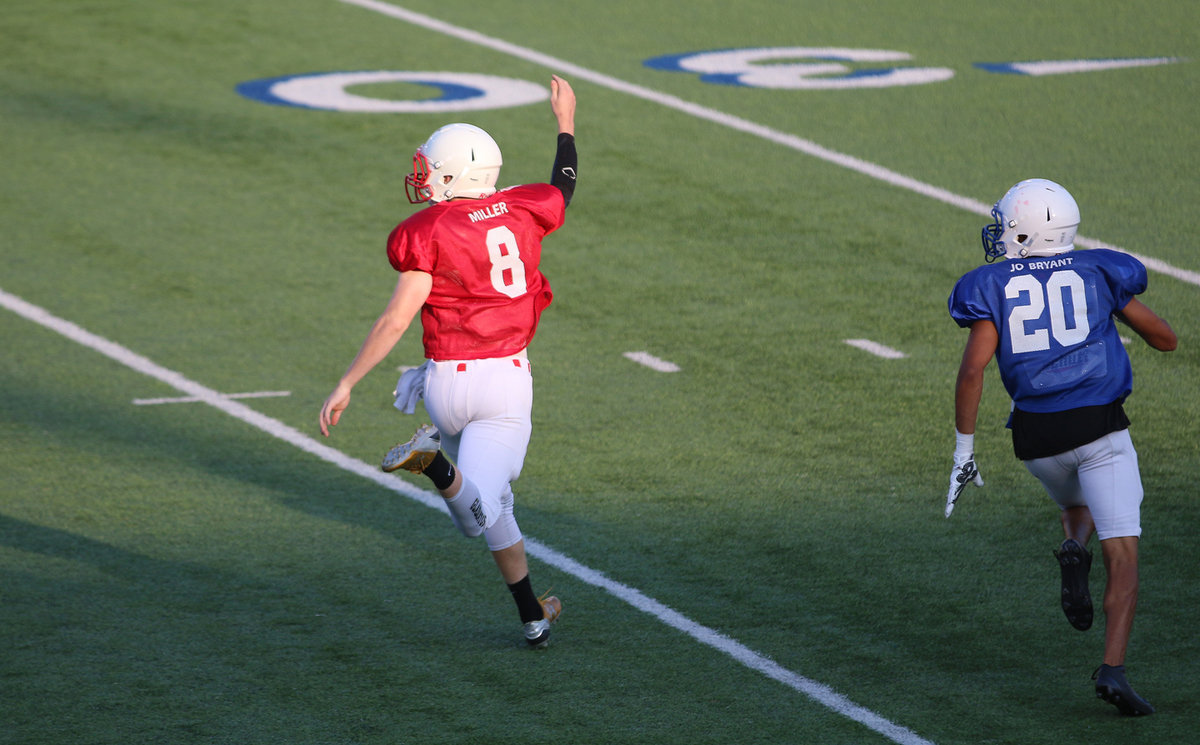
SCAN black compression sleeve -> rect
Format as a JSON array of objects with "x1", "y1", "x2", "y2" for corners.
[{"x1": 550, "y1": 133, "x2": 577, "y2": 206}]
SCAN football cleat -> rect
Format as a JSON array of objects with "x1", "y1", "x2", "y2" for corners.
[
  {"x1": 523, "y1": 595, "x2": 562, "y2": 649},
  {"x1": 381, "y1": 424, "x2": 441, "y2": 474},
  {"x1": 1094, "y1": 664, "x2": 1155, "y2": 716},
  {"x1": 1054, "y1": 538, "x2": 1093, "y2": 631}
]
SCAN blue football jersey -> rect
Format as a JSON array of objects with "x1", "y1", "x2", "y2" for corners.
[{"x1": 948, "y1": 249, "x2": 1147, "y2": 413}]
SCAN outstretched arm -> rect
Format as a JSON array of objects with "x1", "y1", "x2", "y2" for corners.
[
  {"x1": 549, "y1": 75, "x2": 578, "y2": 206},
  {"x1": 319, "y1": 270, "x2": 432, "y2": 436},
  {"x1": 1115, "y1": 297, "x2": 1177, "y2": 352}
]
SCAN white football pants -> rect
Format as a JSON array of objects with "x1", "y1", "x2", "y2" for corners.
[
  {"x1": 422, "y1": 351, "x2": 533, "y2": 551},
  {"x1": 1023, "y1": 428, "x2": 1144, "y2": 541}
]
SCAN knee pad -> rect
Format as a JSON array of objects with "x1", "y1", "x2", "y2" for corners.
[{"x1": 484, "y1": 511, "x2": 523, "y2": 552}]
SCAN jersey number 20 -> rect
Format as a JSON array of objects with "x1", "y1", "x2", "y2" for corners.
[
  {"x1": 486, "y1": 226, "x2": 527, "y2": 298},
  {"x1": 1005, "y1": 270, "x2": 1090, "y2": 354}
]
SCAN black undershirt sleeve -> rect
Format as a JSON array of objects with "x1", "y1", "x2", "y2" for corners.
[{"x1": 550, "y1": 133, "x2": 577, "y2": 207}]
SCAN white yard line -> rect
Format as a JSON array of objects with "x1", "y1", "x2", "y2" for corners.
[
  {"x1": 1, "y1": 288, "x2": 447, "y2": 510},
  {"x1": 1, "y1": 282, "x2": 939, "y2": 745},
  {"x1": 338, "y1": 0, "x2": 1200, "y2": 290},
  {"x1": 133, "y1": 390, "x2": 291, "y2": 405},
  {"x1": 845, "y1": 339, "x2": 908, "y2": 359},
  {"x1": 623, "y1": 350, "x2": 681, "y2": 372}
]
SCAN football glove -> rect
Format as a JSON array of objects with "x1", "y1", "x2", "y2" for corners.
[{"x1": 946, "y1": 454, "x2": 984, "y2": 518}]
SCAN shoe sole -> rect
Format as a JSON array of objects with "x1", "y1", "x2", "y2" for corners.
[
  {"x1": 380, "y1": 445, "x2": 436, "y2": 473},
  {"x1": 525, "y1": 595, "x2": 562, "y2": 648},
  {"x1": 1055, "y1": 540, "x2": 1093, "y2": 631},
  {"x1": 1096, "y1": 684, "x2": 1155, "y2": 716},
  {"x1": 380, "y1": 426, "x2": 439, "y2": 473},
  {"x1": 524, "y1": 619, "x2": 551, "y2": 648}
]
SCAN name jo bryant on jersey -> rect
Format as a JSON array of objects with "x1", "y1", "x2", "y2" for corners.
[{"x1": 1009, "y1": 256, "x2": 1075, "y2": 272}]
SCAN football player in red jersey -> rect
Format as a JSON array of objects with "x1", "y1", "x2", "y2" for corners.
[{"x1": 320, "y1": 75, "x2": 576, "y2": 647}]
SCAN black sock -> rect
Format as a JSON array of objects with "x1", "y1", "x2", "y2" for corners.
[
  {"x1": 507, "y1": 575, "x2": 544, "y2": 624},
  {"x1": 424, "y1": 451, "x2": 456, "y2": 491}
]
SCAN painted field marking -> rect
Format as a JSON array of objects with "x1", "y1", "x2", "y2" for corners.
[
  {"x1": 133, "y1": 390, "x2": 291, "y2": 406},
  {"x1": 845, "y1": 339, "x2": 907, "y2": 359},
  {"x1": 237, "y1": 71, "x2": 547, "y2": 112},
  {"x1": 0, "y1": 287, "x2": 450, "y2": 512},
  {"x1": 2, "y1": 284, "x2": 937, "y2": 745},
  {"x1": 976, "y1": 57, "x2": 1182, "y2": 76},
  {"x1": 337, "y1": 0, "x2": 1200, "y2": 291},
  {"x1": 623, "y1": 350, "x2": 681, "y2": 372}
]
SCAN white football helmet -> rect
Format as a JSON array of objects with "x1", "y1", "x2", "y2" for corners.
[
  {"x1": 405, "y1": 123, "x2": 503, "y2": 204},
  {"x1": 981, "y1": 178, "x2": 1080, "y2": 262}
]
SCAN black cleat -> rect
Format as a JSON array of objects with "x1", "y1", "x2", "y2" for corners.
[
  {"x1": 1054, "y1": 538, "x2": 1093, "y2": 631},
  {"x1": 1094, "y1": 664, "x2": 1155, "y2": 716}
]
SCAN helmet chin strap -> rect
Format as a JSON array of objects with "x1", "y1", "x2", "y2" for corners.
[{"x1": 1016, "y1": 231, "x2": 1041, "y2": 258}]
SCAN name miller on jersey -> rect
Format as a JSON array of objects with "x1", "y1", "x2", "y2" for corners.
[
  {"x1": 1008, "y1": 256, "x2": 1075, "y2": 272},
  {"x1": 468, "y1": 202, "x2": 509, "y2": 223}
]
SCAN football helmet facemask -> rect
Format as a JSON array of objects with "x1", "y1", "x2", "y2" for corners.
[
  {"x1": 404, "y1": 123, "x2": 503, "y2": 204},
  {"x1": 981, "y1": 178, "x2": 1080, "y2": 262}
]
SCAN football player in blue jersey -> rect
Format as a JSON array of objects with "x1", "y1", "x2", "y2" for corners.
[{"x1": 946, "y1": 179, "x2": 1176, "y2": 716}]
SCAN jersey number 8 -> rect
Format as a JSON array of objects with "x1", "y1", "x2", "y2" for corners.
[{"x1": 486, "y1": 226, "x2": 528, "y2": 298}]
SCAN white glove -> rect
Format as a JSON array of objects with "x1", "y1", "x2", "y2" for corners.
[{"x1": 945, "y1": 431, "x2": 984, "y2": 518}]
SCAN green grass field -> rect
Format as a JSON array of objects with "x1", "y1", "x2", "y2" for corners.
[{"x1": 2, "y1": 1, "x2": 1198, "y2": 743}]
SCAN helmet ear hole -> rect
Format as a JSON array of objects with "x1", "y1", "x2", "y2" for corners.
[{"x1": 1017, "y1": 234, "x2": 1028, "y2": 243}]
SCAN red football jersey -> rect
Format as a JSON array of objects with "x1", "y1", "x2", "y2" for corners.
[{"x1": 387, "y1": 183, "x2": 565, "y2": 360}]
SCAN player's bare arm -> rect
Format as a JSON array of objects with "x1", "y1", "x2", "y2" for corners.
[
  {"x1": 319, "y1": 270, "x2": 433, "y2": 436},
  {"x1": 944, "y1": 319, "x2": 995, "y2": 516},
  {"x1": 954, "y1": 319, "x2": 999, "y2": 435},
  {"x1": 1115, "y1": 297, "x2": 1177, "y2": 352}
]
